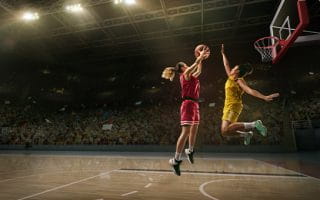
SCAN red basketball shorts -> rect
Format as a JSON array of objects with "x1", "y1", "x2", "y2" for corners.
[{"x1": 180, "y1": 100, "x2": 200, "y2": 126}]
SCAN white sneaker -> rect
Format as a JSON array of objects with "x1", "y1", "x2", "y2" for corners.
[{"x1": 184, "y1": 149, "x2": 194, "y2": 164}]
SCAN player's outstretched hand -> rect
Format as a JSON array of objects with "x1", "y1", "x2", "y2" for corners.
[
  {"x1": 198, "y1": 46, "x2": 208, "y2": 58},
  {"x1": 221, "y1": 44, "x2": 225, "y2": 54},
  {"x1": 264, "y1": 93, "x2": 280, "y2": 102}
]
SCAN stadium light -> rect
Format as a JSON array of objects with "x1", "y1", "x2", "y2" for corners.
[
  {"x1": 65, "y1": 3, "x2": 83, "y2": 13},
  {"x1": 21, "y1": 12, "x2": 39, "y2": 21},
  {"x1": 114, "y1": 0, "x2": 136, "y2": 5},
  {"x1": 124, "y1": 0, "x2": 136, "y2": 5}
]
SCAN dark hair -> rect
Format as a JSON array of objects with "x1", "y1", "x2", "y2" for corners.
[
  {"x1": 174, "y1": 62, "x2": 186, "y2": 73},
  {"x1": 238, "y1": 63, "x2": 253, "y2": 78}
]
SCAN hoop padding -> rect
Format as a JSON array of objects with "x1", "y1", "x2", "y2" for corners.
[{"x1": 254, "y1": 36, "x2": 280, "y2": 63}]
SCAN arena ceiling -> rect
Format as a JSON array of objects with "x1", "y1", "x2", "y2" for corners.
[{"x1": 0, "y1": 0, "x2": 319, "y2": 64}]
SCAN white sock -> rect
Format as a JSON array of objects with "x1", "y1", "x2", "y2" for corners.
[
  {"x1": 237, "y1": 131, "x2": 252, "y2": 137},
  {"x1": 188, "y1": 146, "x2": 194, "y2": 152},
  {"x1": 174, "y1": 152, "x2": 182, "y2": 161},
  {"x1": 243, "y1": 122, "x2": 255, "y2": 130}
]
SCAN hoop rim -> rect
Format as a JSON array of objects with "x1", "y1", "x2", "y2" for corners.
[{"x1": 254, "y1": 36, "x2": 280, "y2": 49}]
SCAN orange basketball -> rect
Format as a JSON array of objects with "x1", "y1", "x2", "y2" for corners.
[{"x1": 194, "y1": 44, "x2": 210, "y2": 59}]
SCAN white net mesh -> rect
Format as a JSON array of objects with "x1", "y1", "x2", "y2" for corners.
[{"x1": 254, "y1": 36, "x2": 279, "y2": 63}]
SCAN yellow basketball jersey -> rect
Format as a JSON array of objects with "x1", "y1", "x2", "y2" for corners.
[{"x1": 224, "y1": 77, "x2": 244, "y2": 105}]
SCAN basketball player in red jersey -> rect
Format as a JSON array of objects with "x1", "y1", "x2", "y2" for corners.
[{"x1": 162, "y1": 47, "x2": 209, "y2": 176}]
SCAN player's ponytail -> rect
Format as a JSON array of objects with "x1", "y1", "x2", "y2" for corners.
[
  {"x1": 161, "y1": 67, "x2": 176, "y2": 81},
  {"x1": 161, "y1": 62, "x2": 185, "y2": 81}
]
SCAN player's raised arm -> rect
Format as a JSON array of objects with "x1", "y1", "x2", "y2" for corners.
[
  {"x1": 184, "y1": 47, "x2": 207, "y2": 80},
  {"x1": 237, "y1": 79, "x2": 280, "y2": 101},
  {"x1": 192, "y1": 45, "x2": 210, "y2": 78},
  {"x1": 192, "y1": 62, "x2": 202, "y2": 78},
  {"x1": 221, "y1": 44, "x2": 231, "y2": 77}
]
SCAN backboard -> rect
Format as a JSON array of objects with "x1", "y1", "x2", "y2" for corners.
[
  {"x1": 270, "y1": 0, "x2": 310, "y2": 64},
  {"x1": 255, "y1": 0, "x2": 314, "y2": 64}
]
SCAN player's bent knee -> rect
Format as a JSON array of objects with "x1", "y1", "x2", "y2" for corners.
[{"x1": 221, "y1": 127, "x2": 229, "y2": 136}]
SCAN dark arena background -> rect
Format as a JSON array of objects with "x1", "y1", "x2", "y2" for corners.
[{"x1": 0, "y1": 0, "x2": 320, "y2": 199}]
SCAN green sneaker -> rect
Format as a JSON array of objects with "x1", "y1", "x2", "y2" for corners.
[
  {"x1": 255, "y1": 120, "x2": 267, "y2": 137},
  {"x1": 244, "y1": 131, "x2": 253, "y2": 146}
]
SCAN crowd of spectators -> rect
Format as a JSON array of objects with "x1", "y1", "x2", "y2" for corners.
[
  {"x1": 0, "y1": 102, "x2": 178, "y2": 146},
  {"x1": 0, "y1": 97, "x2": 287, "y2": 146},
  {"x1": 0, "y1": 66, "x2": 318, "y2": 147},
  {"x1": 290, "y1": 96, "x2": 320, "y2": 121}
]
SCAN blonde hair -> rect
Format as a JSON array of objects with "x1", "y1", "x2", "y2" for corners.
[
  {"x1": 161, "y1": 67, "x2": 176, "y2": 81},
  {"x1": 161, "y1": 62, "x2": 186, "y2": 81}
]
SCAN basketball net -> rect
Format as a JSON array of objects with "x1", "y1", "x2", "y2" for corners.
[{"x1": 254, "y1": 36, "x2": 280, "y2": 63}]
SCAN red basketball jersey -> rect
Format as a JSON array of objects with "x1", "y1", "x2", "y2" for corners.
[{"x1": 180, "y1": 74, "x2": 200, "y2": 99}]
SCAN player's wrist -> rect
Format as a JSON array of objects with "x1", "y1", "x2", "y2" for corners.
[{"x1": 263, "y1": 96, "x2": 268, "y2": 101}]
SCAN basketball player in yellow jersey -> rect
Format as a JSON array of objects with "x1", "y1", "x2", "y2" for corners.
[{"x1": 220, "y1": 44, "x2": 280, "y2": 145}]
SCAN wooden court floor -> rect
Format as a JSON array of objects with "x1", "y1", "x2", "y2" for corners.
[{"x1": 0, "y1": 152, "x2": 319, "y2": 200}]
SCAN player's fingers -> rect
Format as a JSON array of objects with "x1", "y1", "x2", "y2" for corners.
[{"x1": 265, "y1": 96, "x2": 272, "y2": 101}]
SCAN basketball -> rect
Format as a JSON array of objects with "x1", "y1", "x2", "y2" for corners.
[{"x1": 194, "y1": 44, "x2": 210, "y2": 59}]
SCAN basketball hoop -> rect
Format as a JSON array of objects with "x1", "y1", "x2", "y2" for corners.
[{"x1": 254, "y1": 36, "x2": 280, "y2": 63}]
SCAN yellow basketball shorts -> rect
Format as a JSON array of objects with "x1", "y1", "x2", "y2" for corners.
[{"x1": 222, "y1": 103, "x2": 243, "y2": 123}]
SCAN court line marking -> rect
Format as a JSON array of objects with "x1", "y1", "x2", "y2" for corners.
[
  {"x1": 144, "y1": 183, "x2": 152, "y2": 188},
  {"x1": 117, "y1": 169, "x2": 307, "y2": 179},
  {"x1": 0, "y1": 168, "x2": 49, "y2": 176},
  {"x1": 0, "y1": 169, "x2": 107, "y2": 183},
  {"x1": 0, "y1": 153, "x2": 261, "y2": 161},
  {"x1": 5, "y1": 166, "x2": 301, "y2": 181},
  {"x1": 121, "y1": 191, "x2": 138, "y2": 197},
  {"x1": 17, "y1": 170, "x2": 116, "y2": 200},
  {"x1": 256, "y1": 159, "x2": 320, "y2": 182},
  {"x1": 199, "y1": 179, "x2": 238, "y2": 200},
  {"x1": 0, "y1": 174, "x2": 45, "y2": 183}
]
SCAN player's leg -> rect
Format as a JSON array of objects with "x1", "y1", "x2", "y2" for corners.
[
  {"x1": 224, "y1": 104, "x2": 267, "y2": 136},
  {"x1": 175, "y1": 125, "x2": 192, "y2": 159},
  {"x1": 221, "y1": 120, "x2": 245, "y2": 136},
  {"x1": 169, "y1": 125, "x2": 191, "y2": 176},
  {"x1": 221, "y1": 110, "x2": 267, "y2": 145},
  {"x1": 221, "y1": 120, "x2": 253, "y2": 145},
  {"x1": 169, "y1": 101, "x2": 194, "y2": 176},
  {"x1": 185, "y1": 124, "x2": 198, "y2": 164},
  {"x1": 223, "y1": 120, "x2": 268, "y2": 137},
  {"x1": 185, "y1": 102, "x2": 199, "y2": 164},
  {"x1": 221, "y1": 109, "x2": 254, "y2": 145}
]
